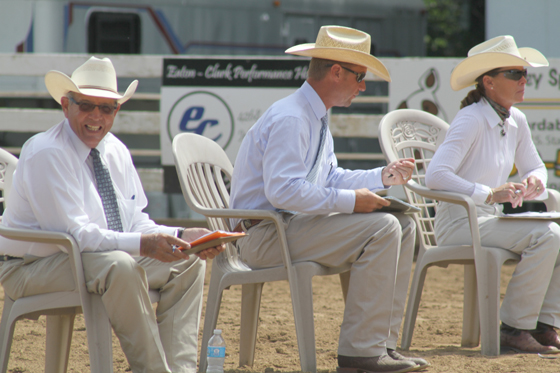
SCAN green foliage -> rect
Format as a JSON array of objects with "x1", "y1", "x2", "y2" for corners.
[{"x1": 424, "y1": 0, "x2": 485, "y2": 57}]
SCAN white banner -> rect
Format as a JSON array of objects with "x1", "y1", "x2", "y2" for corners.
[{"x1": 160, "y1": 57, "x2": 308, "y2": 165}]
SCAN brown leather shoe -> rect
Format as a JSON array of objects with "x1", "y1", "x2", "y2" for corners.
[
  {"x1": 531, "y1": 325, "x2": 560, "y2": 349},
  {"x1": 337, "y1": 354, "x2": 420, "y2": 373},
  {"x1": 501, "y1": 330, "x2": 560, "y2": 354},
  {"x1": 387, "y1": 348, "x2": 429, "y2": 367}
]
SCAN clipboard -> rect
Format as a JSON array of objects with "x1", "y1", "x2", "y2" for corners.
[
  {"x1": 181, "y1": 230, "x2": 247, "y2": 255},
  {"x1": 378, "y1": 196, "x2": 421, "y2": 214},
  {"x1": 500, "y1": 211, "x2": 560, "y2": 220}
]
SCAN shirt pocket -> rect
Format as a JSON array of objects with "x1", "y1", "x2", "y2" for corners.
[{"x1": 117, "y1": 198, "x2": 136, "y2": 232}]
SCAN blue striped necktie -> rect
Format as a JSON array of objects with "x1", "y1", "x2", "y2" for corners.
[
  {"x1": 90, "y1": 148, "x2": 124, "y2": 232},
  {"x1": 306, "y1": 114, "x2": 328, "y2": 184}
]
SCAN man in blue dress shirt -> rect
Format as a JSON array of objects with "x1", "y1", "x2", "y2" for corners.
[{"x1": 230, "y1": 26, "x2": 428, "y2": 373}]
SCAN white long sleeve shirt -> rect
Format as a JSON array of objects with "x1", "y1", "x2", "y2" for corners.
[
  {"x1": 230, "y1": 81, "x2": 387, "y2": 215},
  {"x1": 0, "y1": 119, "x2": 176, "y2": 257},
  {"x1": 425, "y1": 98, "x2": 547, "y2": 205}
]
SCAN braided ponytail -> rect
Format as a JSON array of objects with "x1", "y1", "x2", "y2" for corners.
[
  {"x1": 459, "y1": 68, "x2": 501, "y2": 109},
  {"x1": 460, "y1": 79, "x2": 486, "y2": 109}
]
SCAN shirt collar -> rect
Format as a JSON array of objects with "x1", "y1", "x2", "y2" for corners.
[
  {"x1": 480, "y1": 98, "x2": 518, "y2": 129},
  {"x1": 63, "y1": 119, "x2": 107, "y2": 163},
  {"x1": 300, "y1": 81, "x2": 328, "y2": 121}
]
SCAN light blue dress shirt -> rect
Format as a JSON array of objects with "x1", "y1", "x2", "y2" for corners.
[{"x1": 230, "y1": 81, "x2": 386, "y2": 216}]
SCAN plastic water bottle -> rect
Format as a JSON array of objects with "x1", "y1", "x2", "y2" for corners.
[{"x1": 206, "y1": 329, "x2": 226, "y2": 373}]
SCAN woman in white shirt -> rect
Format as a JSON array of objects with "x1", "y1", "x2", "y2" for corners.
[{"x1": 426, "y1": 35, "x2": 560, "y2": 354}]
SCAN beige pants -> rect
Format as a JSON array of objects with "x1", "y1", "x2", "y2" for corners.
[
  {"x1": 0, "y1": 251, "x2": 205, "y2": 373},
  {"x1": 238, "y1": 211, "x2": 415, "y2": 357},
  {"x1": 435, "y1": 202, "x2": 560, "y2": 330}
]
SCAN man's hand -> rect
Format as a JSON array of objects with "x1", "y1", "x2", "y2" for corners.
[
  {"x1": 382, "y1": 158, "x2": 415, "y2": 186},
  {"x1": 354, "y1": 188, "x2": 390, "y2": 213},
  {"x1": 140, "y1": 233, "x2": 191, "y2": 262},
  {"x1": 180, "y1": 227, "x2": 226, "y2": 260}
]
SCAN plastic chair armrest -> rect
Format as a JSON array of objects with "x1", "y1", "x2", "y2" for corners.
[
  {"x1": 543, "y1": 188, "x2": 560, "y2": 212},
  {"x1": 405, "y1": 181, "x2": 483, "y2": 249}
]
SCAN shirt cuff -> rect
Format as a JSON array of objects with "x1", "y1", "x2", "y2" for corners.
[
  {"x1": 117, "y1": 232, "x2": 142, "y2": 256},
  {"x1": 376, "y1": 168, "x2": 389, "y2": 190},
  {"x1": 472, "y1": 183, "x2": 491, "y2": 205},
  {"x1": 159, "y1": 225, "x2": 179, "y2": 236},
  {"x1": 336, "y1": 189, "x2": 356, "y2": 213}
]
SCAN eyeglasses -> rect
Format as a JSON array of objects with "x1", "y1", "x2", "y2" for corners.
[
  {"x1": 68, "y1": 96, "x2": 118, "y2": 115},
  {"x1": 327, "y1": 64, "x2": 366, "y2": 83},
  {"x1": 494, "y1": 68, "x2": 528, "y2": 81}
]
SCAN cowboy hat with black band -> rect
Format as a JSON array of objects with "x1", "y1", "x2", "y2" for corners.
[
  {"x1": 285, "y1": 25, "x2": 391, "y2": 82},
  {"x1": 450, "y1": 35, "x2": 549, "y2": 91},
  {"x1": 45, "y1": 56, "x2": 138, "y2": 104}
]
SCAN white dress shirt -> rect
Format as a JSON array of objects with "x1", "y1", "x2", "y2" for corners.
[
  {"x1": 425, "y1": 98, "x2": 547, "y2": 205},
  {"x1": 0, "y1": 119, "x2": 175, "y2": 257},
  {"x1": 230, "y1": 81, "x2": 387, "y2": 215}
]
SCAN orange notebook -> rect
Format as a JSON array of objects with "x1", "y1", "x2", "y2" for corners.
[{"x1": 182, "y1": 230, "x2": 247, "y2": 255}]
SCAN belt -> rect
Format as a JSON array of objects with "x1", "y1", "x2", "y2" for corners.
[
  {"x1": 0, "y1": 255, "x2": 22, "y2": 262},
  {"x1": 233, "y1": 219, "x2": 263, "y2": 233}
]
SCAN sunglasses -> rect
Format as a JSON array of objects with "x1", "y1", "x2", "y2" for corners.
[
  {"x1": 327, "y1": 64, "x2": 366, "y2": 83},
  {"x1": 493, "y1": 68, "x2": 528, "y2": 81},
  {"x1": 69, "y1": 96, "x2": 118, "y2": 115}
]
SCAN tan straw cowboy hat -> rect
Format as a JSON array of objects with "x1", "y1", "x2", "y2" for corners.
[
  {"x1": 45, "y1": 56, "x2": 138, "y2": 104},
  {"x1": 450, "y1": 35, "x2": 548, "y2": 91},
  {"x1": 285, "y1": 25, "x2": 391, "y2": 82}
]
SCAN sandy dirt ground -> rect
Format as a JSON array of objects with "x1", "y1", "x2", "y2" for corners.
[{"x1": 3, "y1": 261, "x2": 560, "y2": 373}]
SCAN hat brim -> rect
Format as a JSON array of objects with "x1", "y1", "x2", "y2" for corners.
[
  {"x1": 286, "y1": 44, "x2": 391, "y2": 82},
  {"x1": 450, "y1": 47, "x2": 548, "y2": 91},
  {"x1": 45, "y1": 70, "x2": 138, "y2": 105}
]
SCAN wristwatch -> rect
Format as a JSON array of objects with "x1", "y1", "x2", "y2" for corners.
[{"x1": 176, "y1": 228, "x2": 186, "y2": 239}]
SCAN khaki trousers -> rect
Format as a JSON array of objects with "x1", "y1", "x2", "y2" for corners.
[
  {"x1": 435, "y1": 202, "x2": 560, "y2": 330},
  {"x1": 238, "y1": 211, "x2": 415, "y2": 357},
  {"x1": 0, "y1": 251, "x2": 205, "y2": 373}
]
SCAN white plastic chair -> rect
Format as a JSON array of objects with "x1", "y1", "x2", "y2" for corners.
[
  {"x1": 0, "y1": 148, "x2": 160, "y2": 372},
  {"x1": 172, "y1": 133, "x2": 351, "y2": 373},
  {"x1": 378, "y1": 109, "x2": 560, "y2": 356}
]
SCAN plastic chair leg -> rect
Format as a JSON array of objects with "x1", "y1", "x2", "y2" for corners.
[
  {"x1": 45, "y1": 314, "x2": 75, "y2": 373},
  {"x1": 400, "y1": 263, "x2": 429, "y2": 350},
  {"x1": 199, "y1": 283, "x2": 225, "y2": 373},
  {"x1": 239, "y1": 283, "x2": 264, "y2": 367},
  {"x1": 477, "y1": 255, "x2": 502, "y2": 357},
  {"x1": 461, "y1": 264, "x2": 480, "y2": 347},
  {"x1": 82, "y1": 295, "x2": 114, "y2": 373},
  {"x1": 0, "y1": 297, "x2": 15, "y2": 373},
  {"x1": 290, "y1": 269, "x2": 317, "y2": 373}
]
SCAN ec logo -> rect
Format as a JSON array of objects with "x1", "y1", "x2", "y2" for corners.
[{"x1": 167, "y1": 91, "x2": 234, "y2": 149}]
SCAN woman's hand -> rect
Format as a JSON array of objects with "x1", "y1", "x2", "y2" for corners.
[
  {"x1": 491, "y1": 182, "x2": 526, "y2": 208},
  {"x1": 522, "y1": 175, "x2": 545, "y2": 201}
]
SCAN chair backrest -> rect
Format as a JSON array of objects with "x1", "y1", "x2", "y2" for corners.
[
  {"x1": 0, "y1": 148, "x2": 18, "y2": 210},
  {"x1": 172, "y1": 133, "x2": 245, "y2": 267},
  {"x1": 378, "y1": 109, "x2": 450, "y2": 253}
]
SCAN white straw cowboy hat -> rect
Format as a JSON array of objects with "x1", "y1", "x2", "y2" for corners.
[
  {"x1": 45, "y1": 56, "x2": 138, "y2": 104},
  {"x1": 450, "y1": 35, "x2": 548, "y2": 91},
  {"x1": 285, "y1": 25, "x2": 391, "y2": 82}
]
